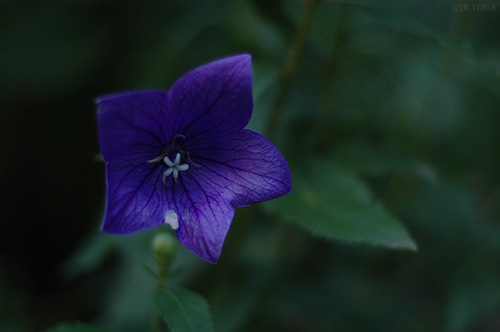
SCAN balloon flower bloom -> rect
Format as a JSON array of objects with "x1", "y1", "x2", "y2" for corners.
[{"x1": 97, "y1": 55, "x2": 292, "y2": 263}]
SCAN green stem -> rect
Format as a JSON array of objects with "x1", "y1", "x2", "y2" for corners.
[
  {"x1": 316, "y1": 5, "x2": 350, "y2": 143},
  {"x1": 153, "y1": 264, "x2": 166, "y2": 332},
  {"x1": 153, "y1": 310, "x2": 162, "y2": 332},
  {"x1": 265, "y1": 0, "x2": 321, "y2": 137},
  {"x1": 151, "y1": 231, "x2": 175, "y2": 332}
]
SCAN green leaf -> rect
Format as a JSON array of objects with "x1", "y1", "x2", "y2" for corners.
[
  {"x1": 153, "y1": 287, "x2": 214, "y2": 332},
  {"x1": 45, "y1": 322, "x2": 114, "y2": 332},
  {"x1": 264, "y1": 160, "x2": 417, "y2": 250},
  {"x1": 354, "y1": 6, "x2": 500, "y2": 97},
  {"x1": 445, "y1": 260, "x2": 500, "y2": 332},
  {"x1": 63, "y1": 233, "x2": 113, "y2": 279}
]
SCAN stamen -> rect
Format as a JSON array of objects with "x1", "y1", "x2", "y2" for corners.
[
  {"x1": 162, "y1": 173, "x2": 169, "y2": 187},
  {"x1": 173, "y1": 133, "x2": 186, "y2": 140},
  {"x1": 171, "y1": 134, "x2": 186, "y2": 150},
  {"x1": 147, "y1": 154, "x2": 165, "y2": 163},
  {"x1": 180, "y1": 150, "x2": 202, "y2": 168}
]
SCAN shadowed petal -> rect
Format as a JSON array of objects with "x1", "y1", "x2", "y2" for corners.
[
  {"x1": 102, "y1": 158, "x2": 167, "y2": 234},
  {"x1": 189, "y1": 129, "x2": 292, "y2": 207},
  {"x1": 168, "y1": 55, "x2": 253, "y2": 146},
  {"x1": 97, "y1": 90, "x2": 170, "y2": 162},
  {"x1": 171, "y1": 174, "x2": 235, "y2": 263}
]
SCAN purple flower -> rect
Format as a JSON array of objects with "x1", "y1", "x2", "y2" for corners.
[{"x1": 97, "y1": 55, "x2": 292, "y2": 263}]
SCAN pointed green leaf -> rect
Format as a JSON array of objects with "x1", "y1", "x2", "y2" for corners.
[
  {"x1": 264, "y1": 160, "x2": 417, "y2": 250},
  {"x1": 153, "y1": 287, "x2": 214, "y2": 332}
]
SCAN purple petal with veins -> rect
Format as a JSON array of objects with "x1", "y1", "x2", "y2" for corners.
[{"x1": 97, "y1": 54, "x2": 292, "y2": 263}]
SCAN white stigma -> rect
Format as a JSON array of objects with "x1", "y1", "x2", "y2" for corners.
[
  {"x1": 163, "y1": 153, "x2": 189, "y2": 181},
  {"x1": 164, "y1": 210, "x2": 179, "y2": 230}
]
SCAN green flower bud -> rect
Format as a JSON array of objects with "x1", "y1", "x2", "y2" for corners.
[{"x1": 152, "y1": 232, "x2": 177, "y2": 271}]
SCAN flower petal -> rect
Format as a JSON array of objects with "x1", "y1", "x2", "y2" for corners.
[
  {"x1": 189, "y1": 129, "x2": 292, "y2": 208},
  {"x1": 102, "y1": 158, "x2": 167, "y2": 234},
  {"x1": 171, "y1": 174, "x2": 235, "y2": 263},
  {"x1": 168, "y1": 55, "x2": 253, "y2": 146},
  {"x1": 97, "y1": 90, "x2": 170, "y2": 162}
]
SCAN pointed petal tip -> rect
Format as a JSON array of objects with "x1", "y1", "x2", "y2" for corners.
[
  {"x1": 101, "y1": 218, "x2": 137, "y2": 235},
  {"x1": 197, "y1": 252, "x2": 219, "y2": 264},
  {"x1": 205, "y1": 53, "x2": 252, "y2": 75},
  {"x1": 100, "y1": 223, "x2": 125, "y2": 235},
  {"x1": 176, "y1": 230, "x2": 223, "y2": 264},
  {"x1": 228, "y1": 53, "x2": 252, "y2": 70},
  {"x1": 217, "y1": 53, "x2": 251, "y2": 62},
  {"x1": 207, "y1": 257, "x2": 218, "y2": 264},
  {"x1": 233, "y1": 53, "x2": 251, "y2": 63},
  {"x1": 201, "y1": 253, "x2": 220, "y2": 264}
]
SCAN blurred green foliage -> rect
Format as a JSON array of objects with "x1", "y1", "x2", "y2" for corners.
[
  {"x1": 1, "y1": 0, "x2": 499, "y2": 331},
  {"x1": 46, "y1": 323, "x2": 114, "y2": 332},
  {"x1": 154, "y1": 287, "x2": 214, "y2": 332}
]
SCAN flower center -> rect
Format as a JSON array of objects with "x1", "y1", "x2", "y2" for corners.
[
  {"x1": 146, "y1": 134, "x2": 201, "y2": 186},
  {"x1": 162, "y1": 153, "x2": 189, "y2": 184}
]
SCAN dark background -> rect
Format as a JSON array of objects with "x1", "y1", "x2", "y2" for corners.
[{"x1": 1, "y1": 1, "x2": 499, "y2": 331}]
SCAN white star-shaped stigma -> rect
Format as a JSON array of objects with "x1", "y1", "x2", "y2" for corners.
[{"x1": 162, "y1": 153, "x2": 189, "y2": 184}]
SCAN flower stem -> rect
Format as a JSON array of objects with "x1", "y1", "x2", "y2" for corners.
[
  {"x1": 153, "y1": 310, "x2": 163, "y2": 332},
  {"x1": 265, "y1": 0, "x2": 321, "y2": 137},
  {"x1": 153, "y1": 265, "x2": 167, "y2": 332},
  {"x1": 152, "y1": 232, "x2": 176, "y2": 332}
]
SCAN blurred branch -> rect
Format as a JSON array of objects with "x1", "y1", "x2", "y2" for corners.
[
  {"x1": 438, "y1": 0, "x2": 477, "y2": 75},
  {"x1": 414, "y1": 0, "x2": 476, "y2": 134},
  {"x1": 265, "y1": 0, "x2": 321, "y2": 137},
  {"x1": 316, "y1": 5, "x2": 351, "y2": 145}
]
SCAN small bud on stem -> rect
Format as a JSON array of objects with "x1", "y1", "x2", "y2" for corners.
[{"x1": 152, "y1": 232, "x2": 176, "y2": 287}]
